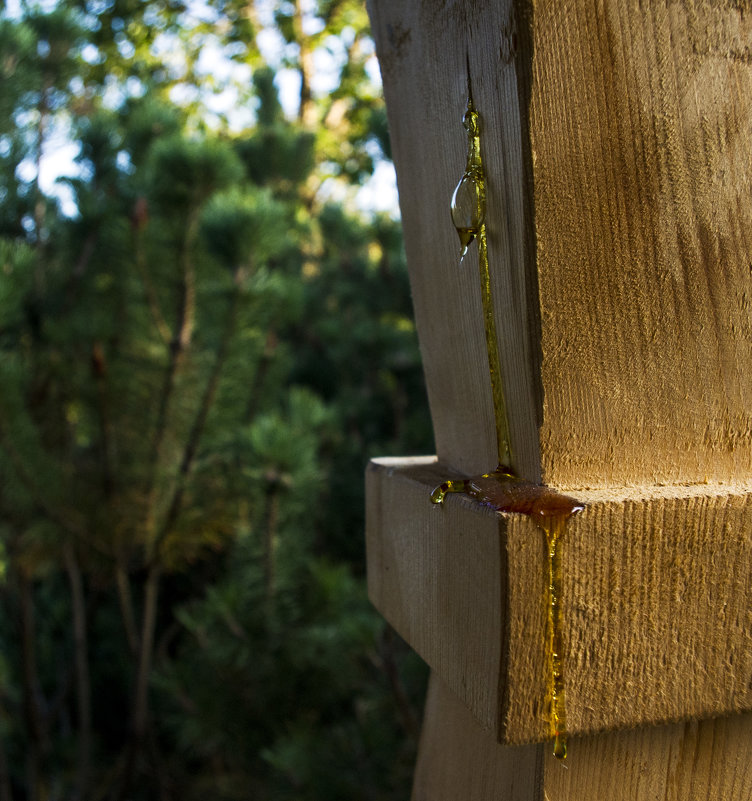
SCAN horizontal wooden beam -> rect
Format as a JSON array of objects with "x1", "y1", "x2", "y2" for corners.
[{"x1": 366, "y1": 456, "x2": 752, "y2": 743}]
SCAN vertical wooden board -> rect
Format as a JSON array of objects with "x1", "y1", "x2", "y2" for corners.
[
  {"x1": 366, "y1": 0, "x2": 542, "y2": 479},
  {"x1": 369, "y1": 0, "x2": 752, "y2": 483},
  {"x1": 529, "y1": 1, "x2": 752, "y2": 486},
  {"x1": 412, "y1": 672, "x2": 542, "y2": 801},
  {"x1": 544, "y1": 713, "x2": 752, "y2": 801},
  {"x1": 366, "y1": 457, "x2": 507, "y2": 731}
]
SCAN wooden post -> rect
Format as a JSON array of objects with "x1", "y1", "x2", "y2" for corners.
[{"x1": 364, "y1": 1, "x2": 752, "y2": 798}]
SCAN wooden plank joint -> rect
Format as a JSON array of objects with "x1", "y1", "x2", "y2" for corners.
[{"x1": 367, "y1": 456, "x2": 752, "y2": 744}]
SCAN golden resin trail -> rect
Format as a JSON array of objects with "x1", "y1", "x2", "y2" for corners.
[
  {"x1": 431, "y1": 470, "x2": 583, "y2": 760},
  {"x1": 543, "y1": 514, "x2": 568, "y2": 760},
  {"x1": 450, "y1": 80, "x2": 512, "y2": 469},
  {"x1": 440, "y1": 65, "x2": 583, "y2": 760}
]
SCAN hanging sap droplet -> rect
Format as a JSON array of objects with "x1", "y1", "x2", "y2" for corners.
[
  {"x1": 430, "y1": 478, "x2": 470, "y2": 504},
  {"x1": 457, "y1": 230, "x2": 474, "y2": 264},
  {"x1": 430, "y1": 484, "x2": 449, "y2": 504},
  {"x1": 451, "y1": 171, "x2": 485, "y2": 260}
]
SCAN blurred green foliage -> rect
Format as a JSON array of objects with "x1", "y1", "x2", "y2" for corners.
[{"x1": 0, "y1": 1, "x2": 431, "y2": 798}]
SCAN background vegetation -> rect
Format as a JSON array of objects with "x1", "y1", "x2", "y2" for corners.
[{"x1": 0, "y1": 1, "x2": 432, "y2": 797}]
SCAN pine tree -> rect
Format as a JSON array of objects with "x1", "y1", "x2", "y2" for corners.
[{"x1": 0, "y1": 2, "x2": 430, "y2": 798}]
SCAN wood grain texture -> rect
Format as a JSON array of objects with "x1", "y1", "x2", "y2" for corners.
[
  {"x1": 530, "y1": 1, "x2": 752, "y2": 487},
  {"x1": 411, "y1": 672, "x2": 542, "y2": 801},
  {"x1": 545, "y1": 710, "x2": 752, "y2": 801},
  {"x1": 413, "y1": 672, "x2": 752, "y2": 801},
  {"x1": 508, "y1": 479, "x2": 752, "y2": 741},
  {"x1": 367, "y1": 458, "x2": 752, "y2": 742},
  {"x1": 366, "y1": 457, "x2": 507, "y2": 733},
  {"x1": 366, "y1": 0, "x2": 542, "y2": 480},
  {"x1": 368, "y1": 0, "x2": 752, "y2": 486},
  {"x1": 367, "y1": 0, "x2": 752, "y2": 794}
]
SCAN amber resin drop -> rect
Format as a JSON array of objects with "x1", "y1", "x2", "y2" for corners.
[
  {"x1": 451, "y1": 172, "x2": 485, "y2": 261},
  {"x1": 430, "y1": 469, "x2": 582, "y2": 519}
]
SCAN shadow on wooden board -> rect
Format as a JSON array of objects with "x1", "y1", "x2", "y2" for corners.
[{"x1": 412, "y1": 672, "x2": 752, "y2": 801}]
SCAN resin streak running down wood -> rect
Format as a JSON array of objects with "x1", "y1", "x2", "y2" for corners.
[
  {"x1": 505, "y1": 484, "x2": 752, "y2": 740},
  {"x1": 430, "y1": 469, "x2": 584, "y2": 758},
  {"x1": 365, "y1": 0, "x2": 541, "y2": 479},
  {"x1": 449, "y1": 88, "x2": 513, "y2": 468}
]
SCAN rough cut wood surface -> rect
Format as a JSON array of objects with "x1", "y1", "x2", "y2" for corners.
[
  {"x1": 531, "y1": 1, "x2": 752, "y2": 488},
  {"x1": 366, "y1": 0, "x2": 541, "y2": 480},
  {"x1": 367, "y1": 457, "x2": 506, "y2": 734},
  {"x1": 367, "y1": 0, "x2": 752, "y2": 794},
  {"x1": 367, "y1": 457, "x2": 752, "y2": 743},
  {"x1": 367, "y1": 0, "x2": 752, "y2": 487},
  {"x1": 411, "y1": 673, "x2": 540, "y2": 801},
  {"x1": 413, "y1": 673, "x2": 752, "y2": 801}
]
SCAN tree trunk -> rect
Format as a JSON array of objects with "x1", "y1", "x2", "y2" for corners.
[{"x1": 63, "y1": 542, "x2": 91, "y2": 801}]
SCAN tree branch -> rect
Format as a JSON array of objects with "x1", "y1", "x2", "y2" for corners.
[
  {"x1": 19, "y1": 574, "x2": 47, "y2": 801},
  {"x1": 263, "y1": 475, "x2": 280, "y2": 612},
  {"x1": 155, "y1": 266, "x2": 244, "y2": 555},
  {"x1": 0, "y1": 419, "x2": 101, "y2": 553},
  {"x1": 115, "y1": 560, "x2": 139, "y2": 657},
  {"x1": 112, "y1": 564, "x2": 161, "y2": 801},
  {"x1": 144, "y1": 207, "x2": 200, "y2": 555},
  {"x1": 32, "y1": 74, "x2": 51, "y2": 251},
  {"x1": 0, "y1": 706, "x2": 14, "y2": 801},
  {"x1": 292, "y1": 0, "x2": 317, "y2": 127},
  {"x1": 133, "y1": 217, "x2": 171, "y2": 346},
  {"x1": 243, "y1": 329, "x2": 277, "y2": 424},
  {"x1": 92, "y1": 341, "x2": 114, "y2": 497}
]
